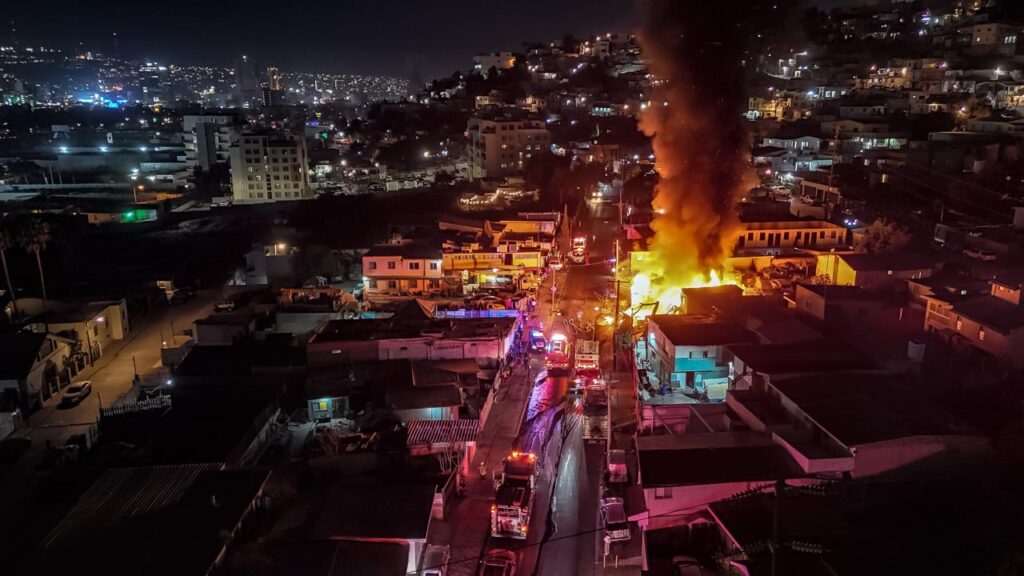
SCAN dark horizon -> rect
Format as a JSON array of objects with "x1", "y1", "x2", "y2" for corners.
[{"x1": 6, "y1": 0, "x2": 639, "y2": 79}]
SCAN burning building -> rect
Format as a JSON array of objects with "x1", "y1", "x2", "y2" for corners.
[{"x1": 630, "y1": 0, "x2": 767, "y2": 315}]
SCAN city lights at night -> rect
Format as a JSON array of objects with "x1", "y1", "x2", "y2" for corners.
[{"x1": 1, "y1": 1, "x2": 1024, "y2": 575}]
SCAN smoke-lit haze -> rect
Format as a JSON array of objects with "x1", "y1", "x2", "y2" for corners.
[{"x1": 635, "y1": 0, "x2": 757, "y2": 295}]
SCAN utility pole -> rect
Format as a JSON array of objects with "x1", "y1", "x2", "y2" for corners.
[
  {"x1": 827, "y1": 124, "x2": 841, "y2": 219},
  {"x1": 612, "y1": 238, "x2": 621, "y2": 370},
  {"x1": 770, "y1": 479, "x2": 786, "y2": 576}
]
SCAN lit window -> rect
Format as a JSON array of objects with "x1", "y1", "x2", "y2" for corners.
[
  {"x1": 979, "y1": 328, "x2": 986, "y2": 341},
  {"x1": 956, "y1": 319, "x2": 963, "y2": 331}
]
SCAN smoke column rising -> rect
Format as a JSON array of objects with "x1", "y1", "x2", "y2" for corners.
[{"x1": 636, "y1": 0, "x2": 756, "y2": 285}]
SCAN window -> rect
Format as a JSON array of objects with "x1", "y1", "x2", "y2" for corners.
[
  {"x1": 759, "y1": 232, "x2": 766, "y2": 241},
  {"x1": 368, "y1": 279, "x2": 377, "y2": 289},
  {"x1": 956, "y1": 318, "x2": 963, "y2": 331},
  {"x1": 387, "y1": 261, "x2": 396, "y2": 270},
  {"x1": 979, "y1": 328, "x2": 986, "y2": 341},
  {"x1": 388, "y1": 280, "x2": 398, "y2": 289},
  {"x1": 747, "y1": 232, "x2": 754, "y2": 241},
  {"x1": 702, "y1": 350, "x2": 709, "y2": 358},
  {"x1": 409, "y1": 262, "x2": 420, "y2": 270},
  {"x1": 783, "y1": 232, "x2": 790, "y2": 240},
  {"x1": 367, "y1": 261, "x2": 377, "y2": 270},
  {"x1": 429, "y1": 262, "x2": 439, "y2": 270},
  {"x1": 654, "y1": 487, "x2": 673, "y2": 499}
]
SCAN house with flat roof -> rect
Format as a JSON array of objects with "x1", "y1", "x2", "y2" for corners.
[
  {"x1": 307, "y1": 317, "x2": 518, "y2": 367},
  {"x1": 644, "y1": 316, "x2": 758, "y2": 401},
  {"x1": 362, "y1": 242, "x2": 445, "y2": 304},
  {"x1": 817, "y1": 252, "x2": 934, "y2": 290},
  {"x1": 924, "y1": 278, "x2": 1024, "y2": 370},
  {"x1": 635, "y1": 432, "x2": 810, "y2": 531},
  {"x1": 305, "y1": 359, "x2": 468, "y2": 423},
  {"x1": 730, "y1": 372, "x2": 989, "y2": 479}
]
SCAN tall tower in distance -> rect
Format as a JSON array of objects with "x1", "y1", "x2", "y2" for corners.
[{"x1": 267, "y1": 66, "x2": 281, "y2": 91}]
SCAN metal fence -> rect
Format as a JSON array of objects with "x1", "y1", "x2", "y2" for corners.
[{"x1": 100, "y1": 395, "x2": 172, "y2": 417}]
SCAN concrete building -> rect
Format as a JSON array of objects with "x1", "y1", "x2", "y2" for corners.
[
  {"x1": 962, "y1": 22, "x2": 1020, "y2": 56},
  {"x1": 644, "y1": 316, "x2": 758, "y2": 401},
  {"x1": 229, "y1": 131, "x2": 311, "y2": 203},
  {"x1": 362, "y1": 243, "x2": 444, "y2": 303},
  {"x1": 817, "y1": 252, "x2": 934, "y2": 290},
  {"x1": 924, "y1": 278, "x2": 1024, "y2": 370},
  {"x1": 467, "y1": 116, "x2": 549, "y2": 179},
  {"x1": 20, "y1": 299, "x2": 130, "y2": 363},
  {"x1": 307, "y1": 317, "x2": 519, "y2": 367},
  {"x1": 0, "y1": 332, "x2": 72, "y2": 411},
  {"x1": 473, "y1": 52, "x2": 516, "y2": 76},
  {"x1": 735, "y1": 220, "x2": 847, "y2": 256},
  {"x1": 181, "y1": 114, "x2": 239, "y2": 171}
]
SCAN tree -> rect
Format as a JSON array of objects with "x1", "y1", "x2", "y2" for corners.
[
  {"x1": 433, "y1": 170, "x2": 455, "y2": 187},
  {"x1": 19, "y1": 218, "x2": 51, "y2": 323},
  {"x1": 0, "y1": 221, "x2": 19, "y2": 320},
  {"x1": 860, "y1": 218, "x2": 911, "y2": 253}
]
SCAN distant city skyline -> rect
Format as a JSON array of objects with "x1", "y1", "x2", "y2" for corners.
[{"x1": 5, "y1": 0, "x2": 638, "y2": 79}]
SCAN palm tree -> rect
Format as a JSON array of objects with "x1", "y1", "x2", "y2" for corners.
[
  {"x1": 0, "y1": 222, "x2": 19, "y2": 320},
  {"x1": 19, "y1": 218, "x2": 51, "y2": 325}
]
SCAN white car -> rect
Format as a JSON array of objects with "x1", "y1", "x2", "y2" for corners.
[
  {"x1": 963, "y1": 248, "x2": 997, "y2": 261},
  {"x1": 61, "y1": 381, "x2": 93, "y2": 405},
  {"x1": 549, "y1": 255, "x2": 564, "y2": 271},
  {"x1": 213, "y1": 299, "x2": 236, "y2": 312}
]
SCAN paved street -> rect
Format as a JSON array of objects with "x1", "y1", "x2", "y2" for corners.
[{"x1": 15, "y1": 289, "x2": 220, "y2": 446}]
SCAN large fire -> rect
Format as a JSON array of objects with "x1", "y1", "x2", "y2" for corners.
[
  {"x1": 629, "y1": 266, "x2": 730, "y2": 319},
  {"x1": 628, "y1": 0, "x2": 754, "y2": 318}
]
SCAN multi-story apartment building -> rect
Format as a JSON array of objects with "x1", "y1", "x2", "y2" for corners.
[
  {"x1": 181, "y1": 114, "x2": 239, "y2": 171},
  {"x1": 467, "y1": 116, "x2": 550, "y2": 179},
  {"x1": 229, "y1": 130, "x2": 311, "y2": 203},
  {"x1": 361, "y1": 243, "x2": 444, "y2": 303},
  {"x1": 442, "y1": 247, "x2": 544, "y2": 292},
  {"x1": 734, "y1": 220, "x2": 847, "y2": 256}
]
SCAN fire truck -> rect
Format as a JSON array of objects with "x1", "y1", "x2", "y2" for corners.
[
  {"x1": 570, "y1": 236, "x2": 587, "y2": 264},
  {"x1": 573, "y1": 339, "x2": 602, "y2": 391},
  {"x1": 545, "y1": 332, "x2": 572, "y2": 371},
  {"x1": 491, "y1": 451, "x2": 538, "y2": 539}
]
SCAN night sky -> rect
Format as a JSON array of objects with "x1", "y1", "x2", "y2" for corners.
[{"x1": 7, "y1": 0, "x2": 640, "y2": 78}]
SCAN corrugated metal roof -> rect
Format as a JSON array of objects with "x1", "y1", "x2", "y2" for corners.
[
  {"x1": 39, "y1": 463, "x2": 222, "y2": 552},
  {"x1": 406, "y1": 419, "x2": 479, "y2": 450}
]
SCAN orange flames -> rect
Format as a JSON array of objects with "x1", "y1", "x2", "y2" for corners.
[{"x1": 628, "y1": 0, "x2": 755, "y2": 317}]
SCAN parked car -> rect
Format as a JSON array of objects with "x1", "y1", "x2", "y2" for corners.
[
  {"x1": 479, "y1": 549, "x2": 517, "y2": 576},
  {"x1": 672, "y1": 556, "x2": 704, "y2": 576},
  {"x1": 213, "y1": 299, "x2": 236, "y2": 312},
  {"x1": 607, "y1": 449, "x2": 628, "y2": 484},
  {"x1": 549, "y1": 255, "x2": 564, "y2": 271},
  {"x1": 169, "y1": 288, "x2": 194, "y2": 304},
  {"x1": 600, "y1": 496, "x2": 631, "y2": 542},
  {"x1": 420, "y1": 544, "x2": 450, "y2": 576},
  {"x1": 963, "y1": 248, "x2": 997, "y2": 261},
  {"x1": 61, "y1": 381, "x2": 93, "y2": 405}
]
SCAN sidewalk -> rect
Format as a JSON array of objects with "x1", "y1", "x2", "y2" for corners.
[{"x1": 429, "y1": 362, "x2": 532, "y2": 576}]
